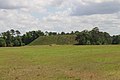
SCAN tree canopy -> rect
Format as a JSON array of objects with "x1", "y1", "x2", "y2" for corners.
[{"x1": 0, "y1": 27, "x2": 120, "y2": 47}]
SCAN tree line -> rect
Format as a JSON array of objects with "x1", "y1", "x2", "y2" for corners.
[
  {"x1": 0, "y1": 27, "x2": 120, "y2": 47},
  {"x1": 0, "y1": 30, "x2": 44, "y2": 47},
  {"x1": 76, "y1": 27, "x2": 120, "y2": 45}
]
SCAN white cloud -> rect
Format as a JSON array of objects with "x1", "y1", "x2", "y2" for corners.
[
  {"x1": 0, "y1": 0, "x2": 120, "y2": 35},
  {"x1": 0, "y1": 9, "x2": 40, "y2": 33}
]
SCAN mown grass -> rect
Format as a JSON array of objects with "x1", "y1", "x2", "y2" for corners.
[{"x1": 0, "y1": 45, "x2": 120, "y2": 80}]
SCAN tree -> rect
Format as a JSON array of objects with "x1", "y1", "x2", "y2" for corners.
[
  {"x1": 0, "y1": 38, "x2": 6, "y2": 47},
  {"x1": 76, "y1": 30, "x2": 91, "y2": 45},
  {"x1": 48, "y1": 32, "x2": 57, "y2": 36},
  {"x1": 61, "y1": 32, "x2": 65, "y2": 35},
  {"x1": 90, "y1": 28, "x2": 100, "y2": 44},
  {"x1": 14, "y1": 39, "x2": 20, "y2": 46},
  {"x1": 10, "y1": 29, "x2": 15, "y2": 44},
  {"x1": 75, "y1": 31, "x2": 80, "y2": 35},
  {"x1": 16, "y1": 30, "x2": 21, "y2": 36},
  {"x1": 45, "y1": 31, "x2": 49, "y2": 36},
  {"x1": 6, "y1": 31, "x2": 13, "y2": 46},
  {"x1": 37, "y1": 30, "x2": 44, "y2": 36},
  {"x1": 76, "y1": 27, "x2": 112, "y2": 45},
  {"x1": 70, "y1": 31, "x2": 74, "y2": 35},
  {"x1": 92, "y1": 27, "x2": 99, "y2": 32},
  {"x1": 103, "y1": 32, "x2": 112, "y2": 44},
  {"x1": 10, "y1": 29, "x2": 15, "y2": 36},
  {"x1": 112, "y1": 35, "x2": 120, "y2": 44}
]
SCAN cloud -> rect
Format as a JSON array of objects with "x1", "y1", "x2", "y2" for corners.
[
  {"x1": 0, "y1": 0, "x2": 120, "y2": 35},
  {"x1": 71, "y1": 1, "x2": 120, "y2": 16},
  {"x1": 0, "y1": 0, "x2": 26, "y2": 9},
  {"x1": 43, "y1": 11, "x2": 120, "y2": 35},
  {"x1": 0, "y1": 9, "x2": 41, "y2": 33}
]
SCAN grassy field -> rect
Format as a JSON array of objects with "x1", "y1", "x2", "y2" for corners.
[{"x1": 0, "y1": 45, "x2": 120, "y2": 80}]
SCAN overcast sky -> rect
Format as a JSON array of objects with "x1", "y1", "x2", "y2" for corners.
[{"x1": 0, "y1": 0, "x2": 120, "y2": 35}]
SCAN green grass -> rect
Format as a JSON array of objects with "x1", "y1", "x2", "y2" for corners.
[
  {"x1": 0, "y1": 45, "x2": 120, "y2": 80},
  {"x1": 29, "y1": 35, "x2": 78, "y2": 45}
]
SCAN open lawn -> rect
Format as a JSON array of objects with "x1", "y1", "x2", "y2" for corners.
[{"x1": 0, "y1": 45, "x2": 120, "y2": 80}]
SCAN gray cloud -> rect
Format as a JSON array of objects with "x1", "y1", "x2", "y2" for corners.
[
  {"x1": 0, "y1": 0, "x2": 120, "y2": 35},
  {"x1": 71, "y1": 1, "x2": 120, "y2": 16},
  {"x1": 0, "y1": 0, "x2": 25, "y2": 9}
]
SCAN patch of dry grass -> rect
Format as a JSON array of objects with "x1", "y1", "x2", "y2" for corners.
[{"x1": 0, "y1": 45, "x2": 120, "y2": 80}]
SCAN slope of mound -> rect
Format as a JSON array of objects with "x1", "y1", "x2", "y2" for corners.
[{"x1": 29, "y1": 35, "x2": 78, "y2": 45}]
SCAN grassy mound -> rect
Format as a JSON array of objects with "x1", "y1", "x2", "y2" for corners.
[{"x1": 29, "y1": 35, "x2": 78, "y2": 45}]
